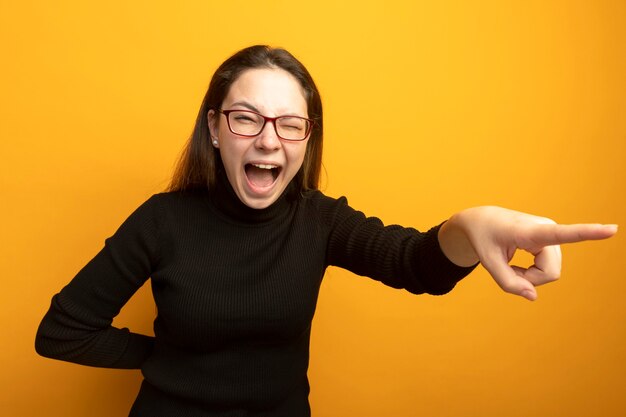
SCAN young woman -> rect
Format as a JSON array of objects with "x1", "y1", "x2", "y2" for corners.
[{"x1": 35, "y1": 45, "x2": 616, "y2": 417}]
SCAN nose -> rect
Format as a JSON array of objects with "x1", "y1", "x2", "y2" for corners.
[{"x1": 254, "y1": 120, "x2": 281, "y2": 151}]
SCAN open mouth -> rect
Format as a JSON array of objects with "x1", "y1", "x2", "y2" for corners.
[{"x1": 244, "y1": 163, "x2": 281, "y2": 188}]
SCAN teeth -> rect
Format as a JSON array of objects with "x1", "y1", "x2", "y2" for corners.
[{"x1": 252, "y1": 163, "x2": 278, "y2": 170}]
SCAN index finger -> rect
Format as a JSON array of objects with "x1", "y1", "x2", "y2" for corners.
[{"x1": 528, "y1": 223, "x2": 617, "y2": 247}]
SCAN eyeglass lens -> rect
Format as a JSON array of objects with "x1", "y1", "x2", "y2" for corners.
[{"x1": 227, "y1": 110, "x2": 310, "y2": 140}]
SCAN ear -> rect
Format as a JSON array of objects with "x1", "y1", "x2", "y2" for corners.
[{"x1": 207, "y1": 109, "x2": 219, "y2": 148}]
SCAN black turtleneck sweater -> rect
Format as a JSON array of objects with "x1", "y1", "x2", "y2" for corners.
[{"x1": 35, "y1": 172, "x2": 476, "y2": 416}]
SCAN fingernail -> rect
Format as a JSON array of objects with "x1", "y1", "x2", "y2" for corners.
[{"x1": 522, "y1": 290, "x2": 537, "y2": 301}]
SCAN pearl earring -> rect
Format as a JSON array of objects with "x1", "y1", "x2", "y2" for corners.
[{"x1": 212, "y1": 139, "x2": 218, "y2": 146}]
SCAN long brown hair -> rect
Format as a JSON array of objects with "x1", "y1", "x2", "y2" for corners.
[{"x1": 168, "y1": 45, "x2": 323, "y2": 192}]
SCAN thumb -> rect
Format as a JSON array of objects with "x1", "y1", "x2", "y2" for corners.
[{"x1": 481, "y1": 253, "x2": 538, "y2": 301}]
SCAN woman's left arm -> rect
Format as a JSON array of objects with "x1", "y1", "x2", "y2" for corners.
[{"x1": 438, "y1": 206, "x2": 618, "y2": 301}]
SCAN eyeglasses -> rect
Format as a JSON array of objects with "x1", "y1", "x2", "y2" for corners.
[{"x1": 218, "y1": 109, "x2": 314, "y2": 141}]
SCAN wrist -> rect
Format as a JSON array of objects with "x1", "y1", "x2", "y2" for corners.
[{"x1": 438, "y1": 210, "x2": 481, "y2": 267}]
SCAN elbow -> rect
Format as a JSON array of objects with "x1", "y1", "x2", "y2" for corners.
[
  {"x1": 35, "y1": 294, "x2": 82, "y2": 361},
  {"x1": 34, "y1": 318, "x2": 63, "y2": 360},
  {"x1": 34, "y1": 334, "x2": 53, "y2": 358},
  {"x1": 35, "y1": 336, "x2": 55, "y2": 361},
  {"x1": 34, "y1": 304, "x2": 79, "y2": 361}
]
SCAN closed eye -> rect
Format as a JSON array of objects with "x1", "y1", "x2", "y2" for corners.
[
  {"x1": 233, "y1": 114, "x2": 258, "y2": 124},
  {"x1": 278, "y1": 117, "x2": 306, "y2": 131}
]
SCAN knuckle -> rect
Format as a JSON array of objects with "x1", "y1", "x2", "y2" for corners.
[
  {"x1": 544, "y1": 268, "x2": 561, "y2": 282},
  {"x1": 536, "y1": 216, "x2": 557, "y2": 225}
]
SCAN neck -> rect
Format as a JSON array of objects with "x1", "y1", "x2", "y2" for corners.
[{"x1": 209, "y1": 167, "x2": 294, "y2": 224}]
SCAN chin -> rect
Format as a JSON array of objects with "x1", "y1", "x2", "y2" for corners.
[{"x1": 236, "y1": 177, "x2": 288, "y2": 209}]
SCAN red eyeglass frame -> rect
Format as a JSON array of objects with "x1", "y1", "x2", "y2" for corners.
[{"x1": 218, "y1": 109, "x2": 315, "y2": 141}]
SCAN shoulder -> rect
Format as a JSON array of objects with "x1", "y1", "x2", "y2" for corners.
[
  {"x1": 298, "y1": 189, "x2": 365, "y2": 226},
  {"x1": 149, "y1": 188, "x2": 208, "y2": 203},
  {"x1": 299, "y1": 189, "x2": 347, "y2": 211},
  {"x1": 145, "y1": 189, "x2": 209, "y2": 211},
  {"x1": 124, "y1": 189, "x2": 210, "y2": 230}
]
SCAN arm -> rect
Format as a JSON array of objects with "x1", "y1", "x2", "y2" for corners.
[
  {"x1": 438, "y1": 206, "x2": 617, "y2": 300},
  {"x1": 320, "y1": 194, "x2": 477, "y2": 295},
  {"x1": 35, "y1": 196, "x2": 162, "y2": 368}
]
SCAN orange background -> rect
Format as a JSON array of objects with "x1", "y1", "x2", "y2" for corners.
[{"x1": 1, "y1": 1, "x2": 625, "y2": 416}]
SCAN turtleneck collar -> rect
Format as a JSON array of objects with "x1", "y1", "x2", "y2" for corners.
[{"x1": 208, "y1": 165, "x2": 296, "y2": 225}]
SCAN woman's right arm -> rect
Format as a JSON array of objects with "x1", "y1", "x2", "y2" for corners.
[{"x1": 35, "y1": 196, "x2": 162, "y2": 369}]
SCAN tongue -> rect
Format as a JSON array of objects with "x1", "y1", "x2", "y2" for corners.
[{"x1": 246, "y1": 165, "x2": 275, "y2": 187}]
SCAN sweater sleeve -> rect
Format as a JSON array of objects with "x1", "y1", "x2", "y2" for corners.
[
  {"x1": 35, "y1": 196, "x2": 162, "y2": 369},
  {"x1": 321, "y1": 195, "x2": 476, "y2": 295}
]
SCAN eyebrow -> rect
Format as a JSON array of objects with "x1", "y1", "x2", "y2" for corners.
[
  {"x1": 230, "y1": 101, "x2": 260, "y2": 113},
  {"x1": 228, "y1": 101, "x2": 307, "y2": 118}
]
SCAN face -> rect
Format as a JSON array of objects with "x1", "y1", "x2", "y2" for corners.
[{"x1": 208, "y1": 68, "x2": 310, "y2": 209}]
